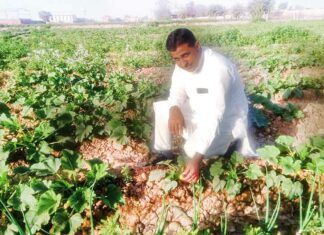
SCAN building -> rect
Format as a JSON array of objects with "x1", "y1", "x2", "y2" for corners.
[{"x1": 49, "y1": 15, "x2": 76, "y2": 24}]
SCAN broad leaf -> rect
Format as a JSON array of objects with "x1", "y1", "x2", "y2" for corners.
[
  {"x1": 230, "y1": 151, "x2": 244, "y2": 166},
  {"x1": 0, "y1": 113, "x2": 20, "y2": 132},
  {"x1": 265, "y1": 170, "x2": 278, "y2": 188},
  {"x1": 61, "y1": 149, "x2": 82, "y2": 171},
  {"x1": 34, "y1": 122, "x2": 55, "y2": 140},
  {"x1": 75, "y1": 124, "x2": 93, "y2": 142},
  {"x1": 275, "y1": 135, "x2": 294, "y2": 147},
  {"x1": 101, "y1": 184, "x2": 125, "y2": 209},
  {"x1": 279, "y1": 156, "x2": 301, "y2": 175},
  {"x1": 148, "y1": 169, "x2": 166, "y2": 182},
  {"x1": 50, "y1": 179, "x2": 74, "y2": 192},
  {"x1": 30, "y1": 158, "x2": 61, "y2": 176},
  {"x1": 209, "y1": 161, "x2": 224, "y2": 177},
  {"x1": 7, "y1": 184, "x2": 36, "y2": 211},
  {"x1": 25, "y1": 209, "x2": 50, "y2": 234},
  {"x1": 160, "y1": 178, "x2": 178, "y2": 193},
  {"x1": 310, "y1": 136, "x2": 324, "y2": 150},
  {"x1": 68, "y1": 187, "x2": 92, "y2": 213},
  {"x1": 69, "y1": 213, "x2": 83, "y2": 235},
  {"x1": 245, "y1": 163, "x2": 264, "y2": 180},
  {"x1": 38, "y1": 141, "x2": 53, "y2": 155},
  {"x1": 257, "y1": 145, "x2": 280, "y2": 164},
  {"x1": 212, "y1": 176, "x2": 226, "y2": 192},
  {"x1": 52, "y1": 210, "x2": 69, "y2": 233},
  {"x1": 86, "y1": 159, "x2": 108, "y2": 183},
  {"x1": 225, "y1": 179, "x2": 241, "y2": 197},
  {"x1": 37, "y1": 190, "x2": 62, "y2": 215}
]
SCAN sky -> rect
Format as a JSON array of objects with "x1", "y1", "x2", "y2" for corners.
[{"x1": 0, "y1": 0, "x2": 324, "y2": 20}]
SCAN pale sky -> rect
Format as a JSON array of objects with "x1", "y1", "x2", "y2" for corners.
[{"x1": 0, "y1": 0, "x2": 323, "y2": 20}]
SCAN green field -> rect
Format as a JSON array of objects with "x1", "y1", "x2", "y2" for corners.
[{"x1": 0, "y1": 20, "x2": 323, "y2": 234}]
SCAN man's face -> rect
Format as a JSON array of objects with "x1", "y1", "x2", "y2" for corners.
[{"x1": 170, "y1": 42, "x2": 201, "y2": 72}]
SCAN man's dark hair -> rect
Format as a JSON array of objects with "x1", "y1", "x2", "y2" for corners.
[{"x1": 166, "y1": 28, "x2": 197, "y2": 51}]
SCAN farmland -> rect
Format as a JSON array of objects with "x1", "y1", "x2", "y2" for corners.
[{"x1": 0, "y1": 20, "x2": 324, "y2": 234}]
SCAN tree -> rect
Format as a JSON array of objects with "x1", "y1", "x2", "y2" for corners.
[
  {"x1": 248, "y1": 0, "x2": 275, "y2": 21},
  {"x1": 231, "y1": 4, "x2": 246, "y2": 20},
  {"x1": 208, "y1": 4, "x2": 226, "y2": 17},
  {"x1": 154, "y1": 0, "x2": 171, "y2": 20},
  {"x1": 38, "y1": 11, "x2": 52, "y2": 22}
]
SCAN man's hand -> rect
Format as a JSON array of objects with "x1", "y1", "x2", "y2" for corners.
[
  {"x1": 181, "y1": 153, "x2": 203, "y2": 183},
  {"x1": 168, "y1": 106, "x2": 185, "y2": 136}
]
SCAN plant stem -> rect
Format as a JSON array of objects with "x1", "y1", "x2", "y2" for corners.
[
  {"x1": 0, "y1": 199, "x2": 25, "y2": 235},
  {"x1": 89, "y1": 180, "x2": 96, "y2": 235},
  {"x1": 249, "y1": 186, "x2": 260, "y2": 221}
]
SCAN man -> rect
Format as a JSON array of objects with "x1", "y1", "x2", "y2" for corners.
[{"x1": 153, "y1": 28, "x2": 256, "y2": 183}]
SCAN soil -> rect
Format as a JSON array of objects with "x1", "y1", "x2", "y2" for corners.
[{"x1": 77, "y1": 66, "x2": 324, "y2": 234}]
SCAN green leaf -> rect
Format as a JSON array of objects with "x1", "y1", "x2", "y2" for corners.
[
  {"x1": 68, "y1": 213, "x2": 83, "y2": 235},
  {"x1": 4, "y1": 223, "x2": 19, "y2": 235},
  {"x1": 280, "y1": 177, "x2": 293, "y2": 198},
  {"x1": 230, "y1": 151, "x2": 244, "y2": 166},
  {"x1": 7, "y1": 184, "x2": 36, "y2": 211},
  {"x1": 101, "y1": 184, "x2": 125, "y2": 209},
  {"x1": 61, "y1": 150, "x2": 82, "y2": 171},
  {"x1": 225, "y1": 179, "x2": 241, "y2": 197},
  {"x1": 257, "y1": 145, "x2": 280, "y2": 164},
  {"x1": 265, "y1": 170, "x2": 278, "y2": 188},
  {"x1": 281, "y1": 178, "x2": 303, "y2": 199},
  {"x1": 212, "y1": 176, "x2": 226, "y2": 192},
  {"x1": 75, "y1": 124, "x2": 93, "y2": 142},
  {"x1": 160, "y1": 178, "x2": 178, "y2": 193},
  {"x1": 25, "y1": 209, "x2": 50, "y2": 234},
  {"x1": 86, "y1": 159, "x2": 108, "y2": 183},
  {"x1": 0, "y1": 113, "x2": 20, "y2": 132},
  {"x1": 55, "y1": 112, "x2": 74, "y2": 128},
  {"x1": 275, "y1": 135, "x2": 294, "y2": 147},
  {"x1": 245, "y1": 163, "x2": 264, "y2": 180},
  {"x1": 209, "y1": 161, "x2": 224, "y2": 177},
  {"x1": 30, "y1": 179, "x2": 51, "y2": 193},
  {"x1": 148, "y1": 169, "x2": 166, "y2": 182},
  {"x1": 310, "y1": 136, "x2": 324, "y2": 150},
  {"x1": 107, "y1": 119, "x2": 128, "y2": 144},
  {"x1": 290, "y1": 181, "x2": 303, "y2": 198},
  {"x1": 0, "y1": 102, "x2": 10, "y2": 115},
  {"x1": 37, "y1": 190, "x2": 61, "y2": 215},
  {"x1": 251, "y1": 107, "x2": 269, "y2": 128},
  {"x1": 34, "y1": 122, "x2": 55, "y2": 140},
  {"x1": 50, "y1": 179, "x2": 74, "y2": 192},
  {"x1": 38, "y1": 141, "x2": 53, "y2": 155},
  {"x1": 279, "y1": 156, "x2": 301, "y2": 175},
  {"x1": 295, "y1": 144, "x2": 309, "y2": 160},
  {"x1": 13, "y1": 166, "x2": 30, "y2": 175},
  {"x1": 68, "y1": 187, "x2": 92, "y2": 213},
  {"x1": 30, "y1": 158, "x2": 61, "y2": 176},
  {"x1": 52, "y1": 210, "x2": 69, "y2": 233}
]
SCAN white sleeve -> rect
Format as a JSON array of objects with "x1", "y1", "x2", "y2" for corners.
[
  {"x1": 168, "y1": 68, "x2": 187, "y2": 107},
  {"x1": 185, "y1": 66, "x2": 234, "y2": 157}
]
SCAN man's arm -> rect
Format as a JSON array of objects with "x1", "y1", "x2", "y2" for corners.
[
  {"x1": 168, "y1": 68, "x2": 187, "y2": 136},
  {"x1": 168, "y1": 106, "x2": 185, "y2": 136}
]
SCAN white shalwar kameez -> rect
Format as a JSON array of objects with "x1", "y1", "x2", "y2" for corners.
[{"x1": 153, "y1": 48, "x2": 257, "y2": 158}]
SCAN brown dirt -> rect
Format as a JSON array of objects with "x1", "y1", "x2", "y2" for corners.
[
  {"x1": 135, "y1": 66, "x2": 173, "y2": 86},
  {"x1": 282, "y1": 67, "x2": 324, "y2": 79},
  {"x1": 79, "y1": 137, "x2": 150, "y2": 172},
  {"x1": 260, "y1": 89, "x2": 324, "y2": 146},
  {"x1": 115, "y1": 162, "x2": 301, "y2": 234},
  {"x1": 0, "y1": 71, "x2": 11, "y2": 90}
]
